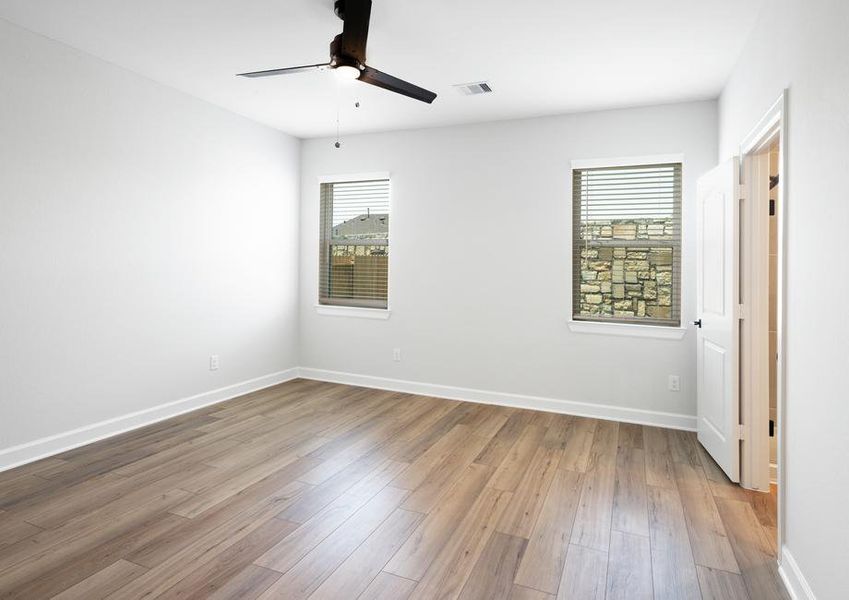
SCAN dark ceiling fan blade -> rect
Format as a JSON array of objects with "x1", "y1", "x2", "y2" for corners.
[
  {"x1": 340, "y1": 0, "x2": 372, "y2": 64},
  {"x1": 359, "y1": 65, "x2": 437, "y2": 103},
  {"x1": 237, "y1": 63, "x2": 331, "y2": 78}
]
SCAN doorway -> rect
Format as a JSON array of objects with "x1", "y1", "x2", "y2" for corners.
[
  {"x1": 739, "y1": 91, "x2": 787, "y2": 557},
  {"x1": 768, "y1": 141, "x2": 779, "y2": 485}
]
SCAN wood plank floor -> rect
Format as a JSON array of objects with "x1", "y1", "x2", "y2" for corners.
[{"x1": 0, "y1": 380, "x2": 789, "y2": 599}]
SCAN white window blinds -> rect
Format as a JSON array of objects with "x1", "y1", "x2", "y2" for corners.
[
  {"x1": 572, "y1": 163, "x2": 682, "y2": 326},
  {"x1": 319, "y1": 179, "x2": 390, "y2": 308}
]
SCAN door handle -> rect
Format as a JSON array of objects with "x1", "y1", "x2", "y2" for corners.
[{"x1": 692, "y1": 319, "x2": 702, "y2": 328}]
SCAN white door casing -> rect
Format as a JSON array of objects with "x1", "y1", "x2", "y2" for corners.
[{"x1": 695, "y1": 159, "x2": 740, "y2": 482}]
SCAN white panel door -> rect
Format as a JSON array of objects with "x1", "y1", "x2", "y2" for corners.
[{"x1": 696, "y1": 159, "x2": 740, "y2": 482}]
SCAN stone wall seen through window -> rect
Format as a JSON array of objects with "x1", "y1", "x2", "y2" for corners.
[{"x1": 577, "y1": 218, "x2": 676, "y2": 321}]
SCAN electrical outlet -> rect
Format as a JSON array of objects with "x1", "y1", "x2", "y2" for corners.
[
  {"x1": 393, "y1": 348, "x2": 401, "y2": 362},
  {"x1": 668, "y1": 375, "x2": 680, "y2": 392},
  {"x1": 209, "y1": 355, "x2": 219, "y2": 371}
]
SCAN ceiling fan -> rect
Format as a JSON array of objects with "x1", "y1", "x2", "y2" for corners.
[{"x1": 237, "y1": 0, "x2": 437, "y2": 104}]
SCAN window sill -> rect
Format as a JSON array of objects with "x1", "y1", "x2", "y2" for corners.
[
  {"x1": 315, "y1": 305, "x2": 391, "y2": 320},
  {"x1": 567, "y1": 320, "x2": 687, "y2": 340}
]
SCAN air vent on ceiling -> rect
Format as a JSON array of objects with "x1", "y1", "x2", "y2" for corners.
[{"x1": 453, "y1": 81, "x2": 493, "y2": 95}]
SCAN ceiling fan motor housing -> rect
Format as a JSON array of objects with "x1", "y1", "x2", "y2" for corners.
[{"x1": 329, "y1": 34, "x2": 361, "y2": 70}]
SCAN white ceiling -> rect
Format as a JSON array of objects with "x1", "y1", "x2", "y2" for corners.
[{"x1": 0, "y1": 0, "x2": 765, "y2": 138}]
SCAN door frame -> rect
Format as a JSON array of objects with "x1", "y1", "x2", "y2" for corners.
[{"x1": 738, "y1": 90, "x2": 787, "y2": 558}]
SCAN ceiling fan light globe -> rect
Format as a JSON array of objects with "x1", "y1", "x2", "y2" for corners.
[{"x1": 334, "y1": 65, "x2": 361, "y2": 81}]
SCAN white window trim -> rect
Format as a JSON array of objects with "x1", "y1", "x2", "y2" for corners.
[
  {"x1": 570, "y1": 154, "x2": 684, "y2": 170},
  {"x1": 315, "y1": 304, "x2": 392, "y2": 320},
  {"x1": 569, "y1": 153, "x2": 685, "y2": 335},
  {"x1": 317, "y1": 171, "x2": 391, "y2": 184},
  {"x1": 568, "y1": 320, "x2": 686, "y2": 340}
]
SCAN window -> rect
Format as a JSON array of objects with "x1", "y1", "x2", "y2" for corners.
[
  {"x1": 319, "y1": 179, "x2": 390, "y2": 309},
  {"x1": 572, "y1": 162, "x2": 681, "y2": 327}
]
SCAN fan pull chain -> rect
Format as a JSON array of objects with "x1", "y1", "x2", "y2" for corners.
[
  {"x1": 334, "y1": 84, "x2": 360, "y2": 149},
  {"x1": 335, "y1": 81, "x2": 342, "y2": 149}
]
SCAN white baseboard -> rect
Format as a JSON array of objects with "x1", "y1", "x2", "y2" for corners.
[
  {"x1": 779, "y1": 546, "x2": 817, "y2": 600},
  {"x1": 298, "y1": 368, "x2": 697, "y2": 431},
  {"x1": 0, "y1": 368, "x2": 300, "y2": 472},
  {"x1": 1, "y1": 365, "x2": 698, "y2": 473}
]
